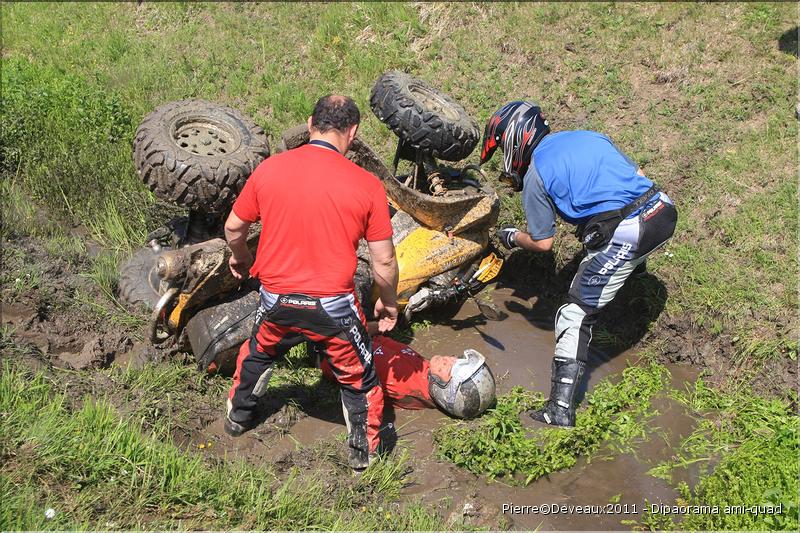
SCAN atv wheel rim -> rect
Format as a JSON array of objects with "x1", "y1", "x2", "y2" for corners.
[
  {"x1": 408, "y1": 81, "x2": 460, "y2": 122},
  {"x1": 173, "y1": 119, "x2": 241, "y2": 156}
]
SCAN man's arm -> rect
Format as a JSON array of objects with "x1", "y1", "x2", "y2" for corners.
[
  {"x1": 497, "y1": 164, "x2": 556, "y2": 253},
  {"x1": 367, "y1": 238, "x2": 399, "y2": 332},
  {"x1": 514, "y1": 231, "x2": 554, "y2": 253},
  {"x1": 224, "y1": 210, "x2": 254, "y2": 280},
  {"x1": 497, "y1": 227, "x2": 554, "y2": 253}
]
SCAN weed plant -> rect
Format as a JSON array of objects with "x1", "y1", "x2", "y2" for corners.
[
  {"x1": 434, "y1": 363, "x2": 666, "y2": 484},
  {"x1": 1, "y1": 58, "x2": 151, "y2": 250}
]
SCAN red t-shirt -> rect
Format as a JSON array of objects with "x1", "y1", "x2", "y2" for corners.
[
  {"x1": 321, "y1": 336, "x2": 435, "y2": 410},
  {"x1": 232, "y1": 144, "x2": 392, "y2": 296}
]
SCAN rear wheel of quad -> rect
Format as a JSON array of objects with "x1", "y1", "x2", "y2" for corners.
[
  {"x1": 370, "y1": 71, "x2": 479, "y2": 161},
  {"x1": 133, "y1": 100, "x2": 270, "y2": 214},
  {"x1": 117, "y1": 248, "x2": 164, "y2": 311}
]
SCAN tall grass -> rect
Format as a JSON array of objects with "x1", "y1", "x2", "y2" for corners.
[
  {"x1": 0, "y1": 363, "x2": 445, "y2": 530},
  {"x1": 1, "y1": 57, "x2": 151, "y2": 250}
]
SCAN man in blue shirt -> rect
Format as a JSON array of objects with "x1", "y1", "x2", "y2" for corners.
[{"x1": 480, "y1": 101, "x2": 677, "y2": 427}]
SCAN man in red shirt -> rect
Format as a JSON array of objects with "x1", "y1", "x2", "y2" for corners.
[
  {"x1": 223, "y1": 95, "x2": 399, "y2": 471},
  {"x1": 320, "y1": 334, "x2": 496, "y2": 417}
]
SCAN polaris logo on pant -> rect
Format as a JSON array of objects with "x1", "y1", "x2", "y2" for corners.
[
  {"x1": 280, "y1": 297, "x2": 317, "y2": 309},
  {"x1": 599, "y1": 242, "x2": 632, "y2": 275},
  {"x1": 349, "y1": 324, "x2": 372, "y2": 365}
]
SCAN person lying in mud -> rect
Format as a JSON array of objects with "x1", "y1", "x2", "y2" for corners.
[
  {"x1": 480, "y1": 101, "x2": 677, "y2": 428},
  {"x1": 316, "y1": 332, "x2": 496, "y2": 418}
]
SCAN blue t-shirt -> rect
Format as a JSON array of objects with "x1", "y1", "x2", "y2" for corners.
[{"x1": 522, "y1": 131, "x2": 653, "y2": 239}]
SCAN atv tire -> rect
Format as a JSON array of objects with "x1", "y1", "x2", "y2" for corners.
[
  {"x1": 118, "y1": 248, "x2": 164, "y2": 311},
  {"x1": 133, "y1": 100, "x2": 270, "y2": 213},
  {"x1": 370, "y1": 71, "x2": 479, "y2": 162}
]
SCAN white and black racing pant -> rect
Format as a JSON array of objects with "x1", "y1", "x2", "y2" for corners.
[{"x1": 556, "y1": 193, "x2": 677, "y2": 363}]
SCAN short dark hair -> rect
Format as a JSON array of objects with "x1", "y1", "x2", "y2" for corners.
[{"x1": 310, "y1": 94, "x2": 360, "y2": 133}]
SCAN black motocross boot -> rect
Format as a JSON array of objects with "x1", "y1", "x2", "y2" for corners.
[
  {"x1": 224, "y1": 398, "x2": 255, "y2": 437},
  {"x1": 527, "y1": 357, "x2": 586, "y2": 428}
]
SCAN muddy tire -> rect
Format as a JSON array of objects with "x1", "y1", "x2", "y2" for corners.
[
  {"x1": 117, "y1": 248, "x2": 163, "y2": 310},
  {"x1": 355, "y1": 243, "x2": 374, "y2": 318},
  {"x1": 370, "y1": 71, "x2": 479, "y2": 161},
  {"x1": 133, "y1": 100, "x2": 270, "y2": 213}
]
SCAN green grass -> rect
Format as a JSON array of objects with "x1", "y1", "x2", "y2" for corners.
[
  {"x1": 651, "y1": 379, "x2": 798, "y2": 481},
  {"x1": 0, "y1": 362, "x2": 447, "y2": 530},
  {"x1": 642, "y1": 379, "x2": 799, "y2": 530},
  {"x1": 0, "y1": 57, "x2": 149, "y2": 251},
  {"x1": 434, "y1": 363, "x2": 667, "y2": 484}
]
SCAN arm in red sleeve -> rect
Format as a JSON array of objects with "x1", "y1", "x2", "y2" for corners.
[
  {"x1": 231, "y1": 173, "x2": 260, "y2": 223},
  {"x1": 365, "y1": 181, "x2": 393, "y2": 242}
]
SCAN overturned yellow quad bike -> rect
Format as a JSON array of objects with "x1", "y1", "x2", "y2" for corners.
[{"x1": 118, "y1": 72, "x2": 502, "y2": 375}]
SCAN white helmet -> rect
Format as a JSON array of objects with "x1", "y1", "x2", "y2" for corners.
[{"x1": 429, "y1": 349, "x2": 496, "y2": 418}]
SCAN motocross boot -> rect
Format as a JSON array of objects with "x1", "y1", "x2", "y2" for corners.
[
  {"x1": 527, "y1": 357, "x2": 586, "y2": 428},
  {"x1": 224, "y1": 398, "x2": 255, "y2": 437},
  {"x1": 349, "y1": 449, "x2": 380, "y2": 474},
  {"x1": 224, "y1": 417, "x2": 252, "y2": 437}
]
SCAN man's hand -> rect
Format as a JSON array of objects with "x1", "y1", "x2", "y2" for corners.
[
  {"x1": 497, "y1": 227, "x2": 521, "y2": 250},
  {"x1": 228, "y1": 253, "x2": 253, "y2": 280},
  {"x1": 374, "y1": 297, "x2": 398, "y2": 333},
  {"x1": 368, "y1": 238, "x2": 399, "y2": 332}
]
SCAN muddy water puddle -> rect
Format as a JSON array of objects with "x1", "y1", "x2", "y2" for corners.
[
  {"x1": 390, "y1": 394, "x2": 698, "y2": 530},
  {"x1": 391, "y1": 287, "x2": 699, "y2": 530}
]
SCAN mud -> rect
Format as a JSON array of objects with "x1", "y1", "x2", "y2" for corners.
[{"x1": 385, "y1": 288, "x2": 701, "y2": 530}]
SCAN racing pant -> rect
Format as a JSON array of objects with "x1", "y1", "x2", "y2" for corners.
[
  {"x1": 555, "y1": 193, "x2": 677, "y2": 362},
  {"x1": 228, "y1": 288, "x2": 384, "y2": 466}
]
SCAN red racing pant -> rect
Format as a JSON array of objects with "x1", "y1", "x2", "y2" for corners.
[{"x1": 228, "y1": 288, "x2": 384, "y2": 465}]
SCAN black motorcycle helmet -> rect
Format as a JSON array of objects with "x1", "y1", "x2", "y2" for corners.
[{"x1": 479, "y1": 101, "x2": 550, "y2": 191}]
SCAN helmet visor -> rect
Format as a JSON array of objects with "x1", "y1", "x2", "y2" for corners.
[{"x1": 480, "y1": 131, "x2": 499, "y2": 165}]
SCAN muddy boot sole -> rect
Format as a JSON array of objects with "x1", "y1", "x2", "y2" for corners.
[{"x1": 349, "y1": 452, "x2": 380, "y2": 475}]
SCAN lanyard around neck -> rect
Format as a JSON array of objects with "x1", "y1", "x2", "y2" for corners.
[{"x1": 308, "y1": 139, "x2": 340, "y2": 153}]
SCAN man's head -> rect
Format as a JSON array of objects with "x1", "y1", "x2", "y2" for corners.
[
  {"x1": 307, "y1": 94, "x2": 361, "y2": 153},
  {"x1": 428, "y1": 350, "x2": 496, "y2": 419},
  {"x1": 479, "y1": 101, "x2": 550, "y2": 192}
]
